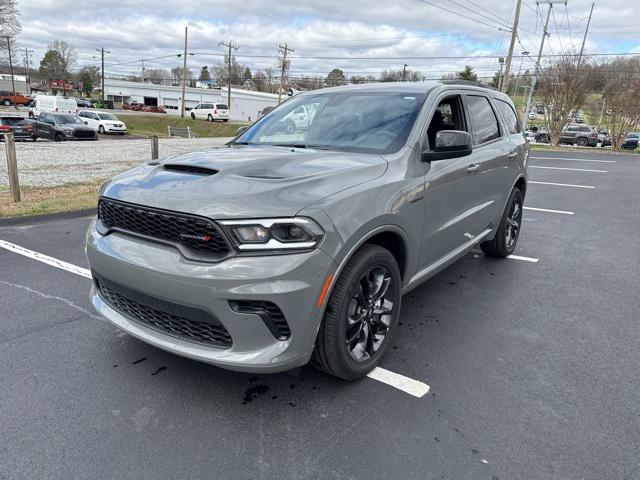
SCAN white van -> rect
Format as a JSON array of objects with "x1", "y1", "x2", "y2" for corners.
[{"x1": 29, "y1": 95, "x2": 78, "y2": 118}]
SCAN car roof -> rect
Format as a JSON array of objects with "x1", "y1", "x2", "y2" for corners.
[{"x1": 299, "y1": 80, "x2": 512, "y2": 103}]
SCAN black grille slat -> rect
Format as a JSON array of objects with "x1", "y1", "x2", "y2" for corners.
[
  {"x1": 98, "y1": 198, "x2": 230, "y2": 259},
  {"x1": 97, "y1": 277, "x2": 232, "y2": 348}
]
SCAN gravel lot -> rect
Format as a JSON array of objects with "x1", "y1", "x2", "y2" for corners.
[{"x1": 0, "y1": 137, "x2": 233, "y2": 187}]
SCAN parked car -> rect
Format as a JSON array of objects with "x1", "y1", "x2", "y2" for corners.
[
  {"x1": 190, "y1": 103, "x2": 229, "y2": 121},
  {"x1": 559, "y1": 124, "x2": 597, "y2": 147},
  {"x1": 87, "y1": 81, "x2": 528, "y2": 380},
  {"x1": 534, "y1": 129, "x2": 549, "y2": 143},
  {"x1": 528, "y1": 111, "x2": 536, "y2": 120},
  {"x1": 75, "y1": 98, "x2": 95, "y2": 108},
  {"x1": 0, "y1": 115, "x2": 34, "y2": 141},
  {"x1": 536, "y1": 106, "x2": 545, "y2": 114},
  {"x1": 29, "y1": 95, "x2": 78, "y2": 118},
  {"x1": 78, "y1": 110, "x2": 127, "y2": 135},
  {"x1": 0, "y1": 90, "x2": 31, "y2": 106},
  {"x1": 258, "y1": 105, "x2": 276, "y2": 118},
  {"x1": 143, "y1": 105, "x2": 166, "y2": 114},
  {"x1": 93, "y1": 99, "x2": 114, "y2": 109},
  {"x1": 33, "y1": 112, "x2": 98, "y2": 142},
  {"x1": 621, "y1": 132, "x2": 640, "y2": 150},
  {"x1": 123, "y1": 102, "x2": 144, "y2": 111},
  {"x1": 597, "y1": 128, "x2": 611, "y2": 147}
]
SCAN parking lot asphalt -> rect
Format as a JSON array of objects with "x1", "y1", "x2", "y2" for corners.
[{"x1": 1, "y1": 149, "x2": 639, "y2": 480}]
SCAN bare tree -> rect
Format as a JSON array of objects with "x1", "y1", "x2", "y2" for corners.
[
  {"x1": 601, "y1": 57, "x2": 640, "y2": 150},
  {"x1": 536, "y1": 54, "x2": 592, "y2": 146},
  {"x1": 0, "y1": 0, "x2": 21, "y2": 65},
  {"x1": 380, "y1": 68, "x2": 422, "y2": 82},
  {"x1": 145, "y1": 68, "x2": 168, "y2": 85}
]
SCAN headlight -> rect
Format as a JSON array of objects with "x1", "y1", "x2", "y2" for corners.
[
  {"x1": 63, "y1": 128, "x2": 74, "y2": 136},
  {"x1": 219, "y1": 217, "x2": 324, "y2": 251}
]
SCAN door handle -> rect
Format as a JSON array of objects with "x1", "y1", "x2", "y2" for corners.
[
  {"x1": 466, "y1": 164, "x2": 480, "y2": 173},
  {"x1": 507, "y1": 152, "x2": 518, "y2": 159}
]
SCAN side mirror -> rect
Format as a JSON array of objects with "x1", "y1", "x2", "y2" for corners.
[
  {"x1": 422, "y1": 130, "x2": 473, "y2": 162},
  {"x1": 83, "y1": 121, "x2": 88, "y2": 125},
  {"x1": 236, "y1": 125, "x2": 248, "y2": 136}
]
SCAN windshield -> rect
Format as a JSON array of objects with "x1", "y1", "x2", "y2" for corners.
[
  {"x1": 98, "y1": 113, "x2": 118, "y2": 121},
  {"x1": 55, "y1": 115, "x2": 83, "y2": 125},
  {"x1": 237, "y1": 91, "x2": 427, "y2": 154}
]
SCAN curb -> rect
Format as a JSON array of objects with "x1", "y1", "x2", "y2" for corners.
[{"x1": 0, "y1": 207, "x2": 96, "y2": 227}]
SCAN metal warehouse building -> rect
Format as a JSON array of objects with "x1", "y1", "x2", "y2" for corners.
[{"x1": 104, "y1": 79, "x2": 281, "y2": 122}]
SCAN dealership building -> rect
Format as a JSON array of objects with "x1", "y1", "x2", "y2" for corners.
[{"x1": 104, "y1": 79, "x2": 282, "y2": 122}]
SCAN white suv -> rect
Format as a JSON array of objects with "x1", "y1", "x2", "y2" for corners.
[
  {"x1": 78, "y1": 110, "x2": 127, "y2": 135},
  {"x1": 190, "y1": 103, "x2": 230, "y2": 122}
]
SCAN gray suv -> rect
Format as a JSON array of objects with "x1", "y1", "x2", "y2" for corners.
[{"x1": 87, "y1": 82, "x2": 528, "y2": 380}]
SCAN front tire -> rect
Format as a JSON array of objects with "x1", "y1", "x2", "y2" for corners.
[
  {"x1": 98, "y1": 125, "x2": 105, "y2": 134},
  {"x1": 576, "y1": 137, "x2": 588, "y2": 147},
  {"x1": 481, "y1": 187, "x2": 523, "y2": 257},
  {"x1": 313, "y1": 244, "x2": 401, "y2": 380},
  {"x1": 190, "y1": 112, "x2": 196, "y2": 120},
  {"x1": 54, "y1": 134, "x2": 63, "y2": 142}
]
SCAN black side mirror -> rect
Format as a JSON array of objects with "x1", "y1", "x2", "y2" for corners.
[
  {"x1": 422, "y1": 130, "x2": 473, "y2": 162},
  {"x1": 236, "y1": 126, "x2": 248, "y2": 136}
]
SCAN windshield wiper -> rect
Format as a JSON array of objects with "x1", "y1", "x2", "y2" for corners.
[{"x1": 270, "y1": 143, "x2": 335, "y2": 151}]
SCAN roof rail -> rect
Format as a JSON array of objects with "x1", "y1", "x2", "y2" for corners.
[{"x1": 440, "y1": 79, "x2": 498, "y2": 91}]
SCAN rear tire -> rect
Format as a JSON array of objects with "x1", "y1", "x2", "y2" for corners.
[
  {"x1": 2, "y1": 99, "x2": 11, "y2": 106},
  {"x1": 312, "y1": 244, "x2": 401, "y2": 380},
  {"x1": 480, "y1": 187, "x2": 523, "y2": 258},
  {"x1": 576, "y1": 137, "x2": 588, "y2": 147},
  {"x1": 208, "y1": 114, "x2": 213, "y2": 122}
]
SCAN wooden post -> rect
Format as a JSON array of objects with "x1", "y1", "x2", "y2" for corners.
[
  {"x1": 151, "y1": 135, "x2": 159, "y2": 160},
  {"x1": 4, "y1": 132, "x2": 20, "y2": 202}
]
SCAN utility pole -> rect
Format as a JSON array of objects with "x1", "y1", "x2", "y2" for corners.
[
  {"x1": 141, "y1": 59, "x2": 145, "y2": 82},
  {"x1": 218, "y1": 40, "x2": 239, "y2": 111},
  {"x1": 522, "y1": 0, "x2": 555, "y2": 131},
  {"x1": 4, "y1": 37, "x2": 17, "y2": 108},
  {"x1": 277, "y1": 43, "x2": 294, "y2": 104},
  {"x1": 502, "y1": 0, "x2": 522, "y2": 93},
  {"x1": 576, "y1": 2, "x2": 594, "y2": 69},
  {"x1": 23, "y1": 48, "x2": 34, "y2": 95},
  {"x1": 96, "y1": 47, "x2": 110, "y2": 103},
  {"x1": 402, "y1": 64, "x2": 408, "y2": 81},
  {"x1": 181, "y1": 26, "x2": 188, "y2": 118}
]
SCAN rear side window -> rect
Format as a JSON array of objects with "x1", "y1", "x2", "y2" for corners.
[
  {"x1": 495, "y1": 99, "x2": 521, "y2": 134},
  {"x1": 466, "y1": 95, "x2": 500, "y2": 145},
  {"x1": 1, "y1": 117, "x2": 25, "y2": 125},
  {"x1": 217, "y1": 104, "x2": 229, "y2": 110}
]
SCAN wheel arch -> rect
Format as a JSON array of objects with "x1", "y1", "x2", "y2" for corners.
[{"x1": 318, "y1": 225, "x2": 410, "y2": 315}]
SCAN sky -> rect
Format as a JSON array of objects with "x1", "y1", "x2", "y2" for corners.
[{"x1": 14, "y1": 0, "x2": 640, "y2": 82}]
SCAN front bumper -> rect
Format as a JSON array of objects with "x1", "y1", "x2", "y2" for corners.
[
  {"x1": 86, "y1": 218, "x2": 337, "y2": 373},
  {"x1": 104, "y1": 125, "x2": 127, "y2": 133}
]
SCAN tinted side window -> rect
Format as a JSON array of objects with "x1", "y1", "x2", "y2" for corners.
[
  {"x1": 495, "y1": 99, "x2": 520, "y2": 134},
  {"x1": 466, "y1": 95, "x2": 500, "y2": 145}
]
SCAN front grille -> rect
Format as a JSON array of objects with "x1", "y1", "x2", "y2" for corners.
[
  {"x1": 98, "y1": 198, "x2": 231, "y2": 261},
  {"x1": 229, "y1": 300, "x2": 291, "y2": 340},
  {"x1": 74, "y1": 130, "x2": 95, "y2": 138},
  {"x1": 96, "y1": 275, "x2": 232, "y2": 348}
]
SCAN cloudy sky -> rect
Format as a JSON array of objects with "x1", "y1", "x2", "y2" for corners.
[{"x1": 15, "y1": 0, "x2": 640, "y2": 81}]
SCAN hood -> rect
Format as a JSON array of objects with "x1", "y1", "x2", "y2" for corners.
[{"x1": 101, "y1": 145, "x2": 387, "y2": 219}]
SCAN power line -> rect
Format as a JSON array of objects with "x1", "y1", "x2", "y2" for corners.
[{"x1": 417, "y1": 0, "x2": 508, "y2": 31}]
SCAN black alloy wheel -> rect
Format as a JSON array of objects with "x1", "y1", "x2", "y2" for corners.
[
  {"x1": 480, "y1": 187, "x2": 524, "y2": 257},
  {"x1": 345, "y1": 266, "x2": 395, "y2": 362},
  {"x1": 313, "y1": 244, "x2": 401, "y2": 380}
]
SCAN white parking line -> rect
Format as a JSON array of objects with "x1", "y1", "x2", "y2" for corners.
[
  {"x1": 367, "y1": 367, "x2": 430, "y2": 398},
  {"x1": 524, "y1": 206, "x2": 574, "y2": 215},
  {"x1": 0, "y1": 237, "x2": 431, "y2": 398},
  {"x1": 0, "y1": 239, "x2": 91, "y2": 278},
  {"x1": 529, "y1": 181, "x2": 595, "y2": 189},
  {"x1": 530, "y1": 166, "x2": 607, "y2": 173},
  {"x1": 530, "y1": 156, "x2": 616, "y2": 164},
  {"x1": 507, "y1": 254, "x2": 539, "y2": 263}
]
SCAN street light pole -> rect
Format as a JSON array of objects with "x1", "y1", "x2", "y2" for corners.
[
  {"x1": 181, "y1": 26, "x2": 188, "y2": 118},
  {"x1": 402, "y1": 64, "x2": 408, "y2": 82},
  {"x1": 96, "y1": 47, "x2": 110, "y2": 103},
  {"x1": 4, "y1": 37, "x2": 17, "y2": 108},
  {"x1": 522, "y1": 0, "x2": 555, "y2": 132}
]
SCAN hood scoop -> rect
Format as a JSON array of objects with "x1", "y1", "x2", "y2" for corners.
[{"x1": 163, "y1": 164, "x2": 218, "y2": 176}]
